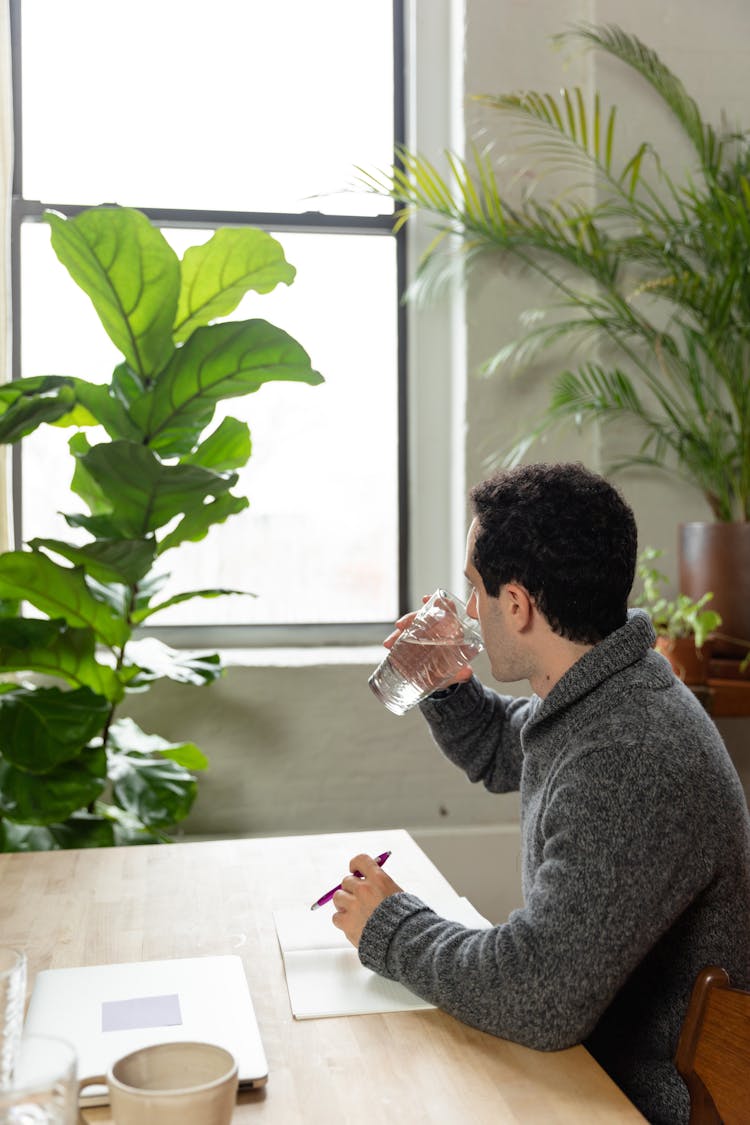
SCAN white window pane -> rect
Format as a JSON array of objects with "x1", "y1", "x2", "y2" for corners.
[
  {"x1": 20, "y1": 223, "x2": 399, "y2": 624},
  {"x1": 20, "y1": 0, "x2": 395, "y2": 216}
]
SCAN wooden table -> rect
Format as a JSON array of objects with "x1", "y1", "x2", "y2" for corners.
[{"x1": 0, "y1": 829, "x2": 644, "y2": 1123}]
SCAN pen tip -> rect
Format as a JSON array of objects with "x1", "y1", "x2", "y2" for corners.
[{"x1": 310, "y1": 902, "x2": 319, "y2": 911}]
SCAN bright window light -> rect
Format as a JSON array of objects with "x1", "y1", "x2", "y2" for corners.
[{"x1": 14, "y1": 0, "x2": 402, "y2": 630}]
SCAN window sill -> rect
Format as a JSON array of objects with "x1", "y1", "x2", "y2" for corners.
[{"x1": 219, "y1": 645, "x2": 385, "y2": 669}]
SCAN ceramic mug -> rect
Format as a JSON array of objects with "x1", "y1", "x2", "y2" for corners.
[{"x1": 78, "y1": 1041, "x2": 238, "y2": 1125}]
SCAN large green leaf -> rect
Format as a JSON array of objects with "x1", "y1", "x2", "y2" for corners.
[
  {"x1": 0, "y1": 814, "x2": 116, "y2": 852},
  {"x1": 157, "y1": 493, "x2": 249, "y2": 555},
  {"x1": 63, "y1": 512, "x2": 129, "y2": 538},
  {"x1": 68, "y1": 431, "x2": 110, "y2": 515},
  {"x1": 0, "y1": 552, "x2": 129, "y2": 648},
  {"x1": 0, "y1": 617, "x2": 123, "y2": 700},
  {"x1": 109, "y1": 749, "x2": 197, "y2": 828},
  {"x1": 75, "y1": 440, "x2": 237, "y2": 538},
  {"x1": 45, "y1": 208, "x2": 180, "y2": 379},
  {"x1": 0, "y1": 745, "x2": 107, "y2": 826},
  {"x1": 0, "y1": 685, "x2": 109, "y2": 772},
  {"x1": 70, "y1": 377, "x2": 146, "y2": 441},
  {"x1": 107, "y1": 717, "x2": 208, "y2": 770},
  {"x1": 111, "y1": 361, "x2": 149, "y2": 410},
  {"x1": 131, "y1": 319, "x2": 324, "y2": 455},
  {"x1": 0, "y1": 378, "x2": 78, "y2": 443},
  {"x1": 129, "y1": 570, "x2": 169, "y2": 610},
  {"x1": 132, "y1": 587, "x2": 252, "y2": 624},
  {"x1": 123, "y1": 637, "x2": 223, "y2": 685},
  {"x1": 173, "y1": 227, "x2": 296, "y2": 343},
  {"x1": 182, "y1": 417, "x2": 252, "y2": 472},
  {"x1": 92, "y1": 802, "x2": 166, "y2": 845},
  {"x1": 30, "y1": 537, "x2": 156, "y2": 586}
]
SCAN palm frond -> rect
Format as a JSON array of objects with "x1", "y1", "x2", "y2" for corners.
[
  {"x1": 475, "y1": 87, "x2": 667, "y2": 210},
  {"x1": 356, "y1": 24, "x2": 750, "y2": 517},
  {"x1": 559, "y1": 24, "x2": 723, "y2": 173}
]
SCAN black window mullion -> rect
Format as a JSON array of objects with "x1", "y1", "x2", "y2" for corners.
[
  {"x1": 393, "y1": 0, "x2": 409, "y2": 614},
  {"x1": 9, "y1": 0, "x2": 409, "y2": 630}
]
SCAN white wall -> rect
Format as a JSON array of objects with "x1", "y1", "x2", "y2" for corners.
[{"x1": 126, "y1": 0, "x2": 750, "y2": 923}]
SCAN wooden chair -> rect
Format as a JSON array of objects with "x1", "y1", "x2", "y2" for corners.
[{"x1": 675, "y1": 965, "x2": 750, "y2": 1124}]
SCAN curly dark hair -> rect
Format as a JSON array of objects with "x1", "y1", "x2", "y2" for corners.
[{"x1": 469, "y1": 462, "x2": 637, "y2": 644}]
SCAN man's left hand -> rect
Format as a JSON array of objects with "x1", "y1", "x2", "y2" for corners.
[{"x1": 331, "y1": 853, "x2": 403, "y2": 947}]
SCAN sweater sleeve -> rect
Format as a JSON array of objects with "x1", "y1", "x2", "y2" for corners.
[
  {"x1": 418, "y1": 675, "x2": 531, "y2": 794},
  {"x1": 357, "y1": 740, "x2": 712, "y2": 1050}
]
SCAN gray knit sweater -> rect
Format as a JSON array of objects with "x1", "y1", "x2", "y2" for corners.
[{"x1": 358, "y1": 611, "x2": 750, "y2": 1124}]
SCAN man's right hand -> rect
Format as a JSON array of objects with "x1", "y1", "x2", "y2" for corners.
[{"x1": 382, "y1": 602, "x2": 474, "y2": 684}]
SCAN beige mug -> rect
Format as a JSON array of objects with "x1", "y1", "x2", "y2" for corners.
[{"x1": 78, "y1": 1040, "x2": 238, "y2": 1125}]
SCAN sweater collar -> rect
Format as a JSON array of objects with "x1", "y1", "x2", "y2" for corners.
[{"x1": 533, "y1": 609, "x2": 656, "y2": 722}]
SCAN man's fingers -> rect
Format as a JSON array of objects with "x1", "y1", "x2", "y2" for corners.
[
  {"x1": 340, "y1": 874, "x2": 362, "y2": 895},
  {"x1": 383, "y1": 596, "x2": 433, "y2": 649},
  {"x1": 349, "y1": 853, "x2": 380, "y2": 876}
]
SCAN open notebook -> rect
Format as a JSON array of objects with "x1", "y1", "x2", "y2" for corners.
[{"x1": 274, "y1": 893, "x2": 491, "y2": 1020}]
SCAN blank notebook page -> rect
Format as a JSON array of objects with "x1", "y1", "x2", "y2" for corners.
[{"x1": 274, "y1": 892, "x2": 491, "y2": 1019}]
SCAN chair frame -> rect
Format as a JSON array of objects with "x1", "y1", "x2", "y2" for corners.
[{"x1": 675, "y1": 964, "x2": 750, "y2": 1125}]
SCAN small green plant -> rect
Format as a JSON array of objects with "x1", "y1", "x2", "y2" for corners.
[
  {"x1": 634, "y1": 548, "x2": 721, "y2": 648},
  {"x1": 0, "y1": 206, "x2": 323, "y2": 852}
]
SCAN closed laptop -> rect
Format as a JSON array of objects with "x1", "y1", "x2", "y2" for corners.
[{"x1": 23, "y1": 954, "x2": 268, "y2": 1105}]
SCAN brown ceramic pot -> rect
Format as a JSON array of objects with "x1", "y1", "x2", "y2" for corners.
[
  {"x1": 678, "y1": 521, "x2": 750, "y2": 657},
  {"x1": 655, "y1": 635, "x2": 711, "y2": 685}
]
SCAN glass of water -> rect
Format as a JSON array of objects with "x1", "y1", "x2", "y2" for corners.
[
  {"x1": 0, "y1": 950, "x2": 26, "y2": 1091},
  {"x1": 368, "y1": 589, "x2": 484, "y2": 714},
  {"x1": 0, "y1": 1036, "x2": 77, "y2": 1125}
]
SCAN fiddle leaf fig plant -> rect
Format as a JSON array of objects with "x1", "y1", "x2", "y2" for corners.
[{"x1": 0, "y1": 206, "x2": 323, "y2": 852}]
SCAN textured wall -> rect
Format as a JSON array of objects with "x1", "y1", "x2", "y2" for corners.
[{"x1": 127, "y1": 1, "x2": 750, "y2": 908}]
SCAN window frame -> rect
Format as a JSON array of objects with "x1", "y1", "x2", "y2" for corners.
[{"x1": 8, "y1": 0, "x2": 465, "y2": 648}]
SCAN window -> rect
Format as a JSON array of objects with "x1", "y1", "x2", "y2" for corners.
[{"x1": 10, "y1": 0, "x2": 408, "y2": 640}]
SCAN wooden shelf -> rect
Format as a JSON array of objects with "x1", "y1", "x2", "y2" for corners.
[
  {"x1": 704, "y1": 679, "x2": 750, "y2": 718},
  {"x1": 690, "y1": 679, "x2": 750, "y2": 716}
]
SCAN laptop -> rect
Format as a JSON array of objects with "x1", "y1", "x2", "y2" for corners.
[{"x1": 23, "y1": 954, "x2": 268, "y2": 1105}]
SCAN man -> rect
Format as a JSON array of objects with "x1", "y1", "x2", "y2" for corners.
[{"x1": 332, "y1": 462, "x2": 750, "y2": 1125}]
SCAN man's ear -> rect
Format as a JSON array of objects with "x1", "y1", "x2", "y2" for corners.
[{"x1": 505, "y1": 583, "x2": 533, "y2": 630}]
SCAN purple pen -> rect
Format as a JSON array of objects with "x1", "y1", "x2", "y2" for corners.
[{"x1": 309, "y1": 850, "x2": 392, "y2": 911}]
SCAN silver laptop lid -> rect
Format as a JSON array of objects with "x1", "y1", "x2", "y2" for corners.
[{"x1": 23, "y1": 954, "x2": 268, "y2": 1105}]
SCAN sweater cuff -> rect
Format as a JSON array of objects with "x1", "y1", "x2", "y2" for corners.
[
  {"x1": 358, "y1": 892, "x2": 431, "y2": 975},
  {"x1": 419, "y1": 674, "x2": 485, "y2": 723}
]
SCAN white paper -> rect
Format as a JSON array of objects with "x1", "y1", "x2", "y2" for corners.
[{"x1": 273, "y1": 893, "x2": 492, "y2": 1020}]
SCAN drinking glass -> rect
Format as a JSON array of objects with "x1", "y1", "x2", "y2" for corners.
[
  {"x1": 0, "y1": 950, "x2": 26, "y2": 1090},
  {"x1": 0, "y1": 1035, "x2": 77, "y2": 1124},
  {"x1": 368, "y1": 589, "x2": 484, "y2": 714}
]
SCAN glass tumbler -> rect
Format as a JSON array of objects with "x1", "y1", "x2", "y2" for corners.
[
  {"x1": 0, "y1": 1035, "x2": 77, "y2": 1124},
  {"x1": 369, "y1": 589, "x2": 483, "y2": 715},
  {"x1": 0, "y1": 950, "x2": 26, "y2": 1091}
]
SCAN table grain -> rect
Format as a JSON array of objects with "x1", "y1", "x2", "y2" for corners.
[{"x1": 0, "y1": 829, "x2": 644, "y2": 1123}]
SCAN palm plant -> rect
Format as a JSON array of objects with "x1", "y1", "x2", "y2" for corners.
[{"x1": 360, "y1": 23, "x2": 750, "y2": 521}]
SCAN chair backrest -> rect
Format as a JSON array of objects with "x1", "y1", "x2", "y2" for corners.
[{"x1": 675, "y1": 965, "x2": 750, "y2": 1125}]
